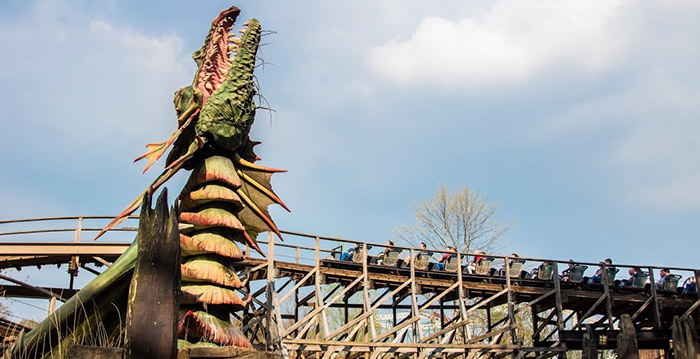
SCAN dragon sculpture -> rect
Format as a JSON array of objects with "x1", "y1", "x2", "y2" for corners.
[{"x1": 11, "y1": 6, "x2": 286, "y2": 357}]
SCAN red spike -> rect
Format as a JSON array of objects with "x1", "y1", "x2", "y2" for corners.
[
  {"x1": 234, "y1": 154, "x2": 287, "y2": 173},
  {"x1": 243, "y1": 231, "x2": 265, "y2": 257}
]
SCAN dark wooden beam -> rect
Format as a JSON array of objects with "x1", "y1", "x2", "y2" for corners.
[{"x1": 125, "y1": 189, "x2": 180, "y2": 359}]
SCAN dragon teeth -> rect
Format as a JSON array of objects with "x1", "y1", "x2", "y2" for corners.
[
  {"x1": 205, "y1": 82, "x2": 214, "y2": 91},
  {"x1": 229, "y1": 37, "x2": 241, "y2": 44}
]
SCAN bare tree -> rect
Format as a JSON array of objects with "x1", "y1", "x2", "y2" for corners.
[{"x1": 392, "y1": 183, "x2": 513, "y2": 253}]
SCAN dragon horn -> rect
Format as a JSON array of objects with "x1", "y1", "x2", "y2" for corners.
[{"x1": 234, "y1": 153, "x2": 287, "y2": 173}]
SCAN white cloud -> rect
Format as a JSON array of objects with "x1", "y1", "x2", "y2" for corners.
[{"x1": 367, "y1": 0, "x2": 632, "y2": 87}]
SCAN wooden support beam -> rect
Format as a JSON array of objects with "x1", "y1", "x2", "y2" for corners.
[
  {"x1": 279, "y1": 268, "x2": 317, "y2": 305},
  {"x1": 574, "y1": 292, "x2": 608, "y2": 330},
  {"x1": 0, "y1": 274, "x2": 68, "y2": 302},
  {"x1": 361, "y1": 243, "x2": 377, "y2": 341},
  {"x1": 328, "y1": 280, "x2": 410, "y2": 339},
  {"x1": 421, "y1": 289, "x2": 509, "y2": 343},
  {"x1": 125, "y1": 189, "x2": 179, "y2": 359},
  {"x1": 284, "y1": 275, "x2": 364, "y2": 336},
  {"x1": 375, "y1": 282, "x2": 460, "y2": 343},
  {"x1": 409, "y1": 248, "x2": 423, "y2": 343},
  {"x1": 630, "y1": 296, "x2": 654, "y2": 322},
  {"x1": 647, "y1": 266, "x2": 662, "y2": 328}
]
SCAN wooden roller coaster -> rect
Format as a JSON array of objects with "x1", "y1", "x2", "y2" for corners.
[{"x1": 1, "y1": 216, "x2": 698, "y2": 358}]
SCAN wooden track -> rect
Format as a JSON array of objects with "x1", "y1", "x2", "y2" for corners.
[{"x1": 1, "y1": 217, "x2": 699, "y2": 357}]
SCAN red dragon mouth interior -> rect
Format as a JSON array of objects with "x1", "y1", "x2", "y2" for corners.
[{"x1": 197, "y1": 6, "x2": 252, "y2": 103}]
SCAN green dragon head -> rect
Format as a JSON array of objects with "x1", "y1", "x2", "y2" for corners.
[
  {"x1": 172, "y1": 6, "x2": 261, "y2": 154},
  {"x1": 99, "y1": 7, "x2": 269, "y2": 241}
]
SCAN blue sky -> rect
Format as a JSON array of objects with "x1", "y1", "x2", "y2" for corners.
[{"x1": 1, "y1": 0, "x2": 700, "y2": 319}]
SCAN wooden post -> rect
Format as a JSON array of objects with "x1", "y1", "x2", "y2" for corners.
[
  {"x1": 551, "y1": 262, "x2": 567, "y2": 359},
  {"x1": 409, "y1": 248, "x2": 423, "y2": 343},
  {"x1": 362, "y1": 243, "x2": 376, "y2": 341},
  {"x1": 672, "y1": 316, "x2": 700, "y2": 359},
  {"x1": 617, "y1": 314, "x2": 639, "y2": 359},
  {"x1": 455, "y1": 251, "x2": 469, "y2": 343},
  {"x1": 647, "y1": 267, "x2": 662, "y2": 328},
  {"x1": 505, "y1": 256, "x2": 517, "y2": 348},
  {"x1": 47, "y1": 296, "x2": 56, "y2": 315},
  {"x1": 69, "y1": 216, "x2": 83, "y2": 290},
  {"x1": 582, "y1": 325, "x2": 597, "y2": 359},
  {"x1": 602, "y1": 264, "x2": 614, "y2": 330},
  {"x1": 125, "y1": 189, "x2": 180, "y2": 359},
  {"x1": 315, "y1": 236, "x2": 329, "y2": 338}
]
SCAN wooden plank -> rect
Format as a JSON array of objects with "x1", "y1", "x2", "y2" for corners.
[
  {"x1": 456, "y1": 251, "x2": 469, "y2": 343},
  {"x1": 313, "y1": 236, "x2": 330, "y2": 339},
  {"x1": 362, "y1": 243, "x2": 376, "y2": 341},
  {"x1": 647, "y1": 266, "x2": 662, "y2": 328},
  {"x1": 421, "y1": 289, "x2": 509, "y2": 343},
  {"x1": 505, "y1": 256, "x2": 517, "y2": 347},
  {"x1": 68, "y1": 345, "x2": 123, "y2": 359},
  {"x1": 284, "y1": 275, "x2": 364, "y2": 336},
  {"x1": 409, "y1": 248, "x2": 423, "y2": 342},
  {"x1": 278, "y1": 268, "x2": 317, "y2": 304},
  {"x1": 328, "y1": 280, "x2": 410, "y2": 339},
  {"x1": 630, "y1": 296, "x2": 654, "y2": 321},
  {"x1": 573, "y1": 293, "x2": 608, "y2": 330},
  {"x1": 125, "y1": 189, "x2": 179, "y2": 359},
  {"x1": 284, "y1": 338, "x2": 563, "y2": 351},
  {"x1": 374, "y1": 282, "x2": 460, "y2": 343}
]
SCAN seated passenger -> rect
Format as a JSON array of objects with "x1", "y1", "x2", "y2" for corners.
[
  {"x1": 498, "y1": 253, "x2": 521, "y2": 276},
  {"x1": 683, "y1": 277, "x2": 697, "y2": 295},
  {"x1": 466, "y1": 250, "x2": 486, "y2": 274},
  {"x1": 403, "y1": 242, "x2": 430, "y2": 266},
  {"x1": 588, "y1": 258, "x2": 614, "y2": 284},
  {"x1": 340, "y1": 243, "x2": 361, "y2": 261},
  {"x1": 620, "y1": 267, "x2": 643, "y2": 287},
  {"x1": 560, "y1": 259, "x2": 575, "y2": 281},
  {"x1": 376, "y1": 240, "x2": 395, "y2": 265},
  {"x1": 435, "y1": 246, "x2": 457, "y2": 271},
  {"x1": 656, "y1": 268, "x2": 671, "y2": 289}
]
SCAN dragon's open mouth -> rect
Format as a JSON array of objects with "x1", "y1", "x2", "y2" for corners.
[{"x1": 196, "y1": 6, "x2": 253, "y2": 103}]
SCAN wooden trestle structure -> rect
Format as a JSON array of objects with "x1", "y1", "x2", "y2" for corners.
[{"x1": 1, "y1": 216, "x2": 699, "y2": 358}]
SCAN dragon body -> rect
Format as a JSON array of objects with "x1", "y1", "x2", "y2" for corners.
[{"x1": 12, "y1": 6, "x2": 286, "y2": 356}]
